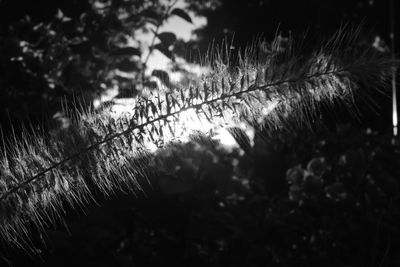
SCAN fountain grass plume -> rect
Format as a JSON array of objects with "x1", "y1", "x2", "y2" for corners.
[{"x1": 0, "y1": 27, "x2": 394, "y2": 249}]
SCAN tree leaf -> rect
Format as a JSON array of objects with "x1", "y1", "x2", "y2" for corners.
[
  {"x1": 152, "y1": 69, "x2": 171, "y2": 87},
  {"x1": 115, "y1": 59, "x2": 140, "y2": 72},
  {"x1": 143, "y1": 17, "x2": 159, "y2": 26},
  {"x1": 170, "y1": 8, "x2": 192, "y2": 24},
  {"x1": 110, "y1": 47, "x2": 141, "y2": 57},
  {"x1": 153, "y1": 43, "x2": 173, "y2": 60},
  {"x1": 157, "y1": 32, "x2": 177, "y2": 47},
  {"x1": 140, "y1": 8, "x2": 163, "y2": 23}
]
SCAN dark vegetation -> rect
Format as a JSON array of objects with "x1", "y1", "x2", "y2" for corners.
[
  {"x1": 3, "y1": 125, "x2": 400, "y2": 266},
  {"x1": 0, "y1": 0, "x2": 399, "y2": 266}
]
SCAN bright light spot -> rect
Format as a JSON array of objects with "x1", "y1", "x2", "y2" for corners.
[
  {"x1": 261, "y1": 99, "x2": 279, "y2": 118},
  {"x1": 244, "y1": 126, "x2": 255, "y2": 147},
  {"x1": 146, "y1": 142, "x2": 159, "y2": 153},
  {"x1": 372, "y1": 36, "x2": 389, "y2": 53},
  {"x1": 212, "y1": 128, "x2": 239, "y2": 149},
  {"x1": 93, "y1": 85, "x2": 119, "y2": 109},
  {"x1": 173, "y1": 108, "x2": 214, "y2": 143},
  {"x1": 104, "y1": 90, "x2": 279, "y2": 153},
  {"x1": 110, "y1": 98, "x2": 137, "y2": 115}
]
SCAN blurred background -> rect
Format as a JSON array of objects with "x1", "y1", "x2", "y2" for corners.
[{"x1": 1, "y1": 0, "x2": 400, "y2": 266}]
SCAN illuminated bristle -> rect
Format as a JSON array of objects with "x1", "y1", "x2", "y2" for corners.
[{"x1": 0, "y1": 29, "x2": 394, "y2": 249}]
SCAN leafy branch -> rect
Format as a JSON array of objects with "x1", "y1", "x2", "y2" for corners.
[{"x1": 141, "y1": 0, "x2": 179, "y2": 81}]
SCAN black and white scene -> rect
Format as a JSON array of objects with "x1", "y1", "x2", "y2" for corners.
[{"x1": 0, "y1": 0, "x2": 399, "y2": 266}]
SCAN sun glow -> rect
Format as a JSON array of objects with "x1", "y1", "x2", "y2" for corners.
[{"x1": 105, "y1": 92, "x2": 280, "y2": 154}]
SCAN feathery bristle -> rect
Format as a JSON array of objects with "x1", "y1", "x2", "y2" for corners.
[{"x1": 0, "y1": 28, "x2": 394, "y2": 249}]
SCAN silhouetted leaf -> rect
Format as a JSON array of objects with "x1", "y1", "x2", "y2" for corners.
[
  {"x1": 144, "y1": 80, "x2": 158, "y2": 90},
  {"x1": 170, "y1": 8, "x2": 192, "y2": 23},
  {"x1": 110, "y1": 47, "x2": 141, "y2": 57},
  {"x1": 152, "y1": 69, "x2": 170, "y2": 86},
  {"x1": 153, "y1": 43, "x2": 173, "y2": 60},
  {"x1": 116, "y1": 59, "x2": 140, "y2": 72},
  {"x1": 143, "y1": 17, "x2": 159, "y2": 26},
  {"x1": 157, "y1": 32, "x2": 176, "y2": 47},
  {"x1": 140, "y1": 9, "x2": 162, "y2": 23}
]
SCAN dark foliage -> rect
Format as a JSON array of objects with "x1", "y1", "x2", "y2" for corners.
[
  {"x1": 2, "y1": 124, "x2": 400, "y2": 267},
  {"x1": 0, "y1": 0, "x2": 190, "y2": 133},
  {"x1": 184, "y1": 0, "x2": 399, "y2": 56}
]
